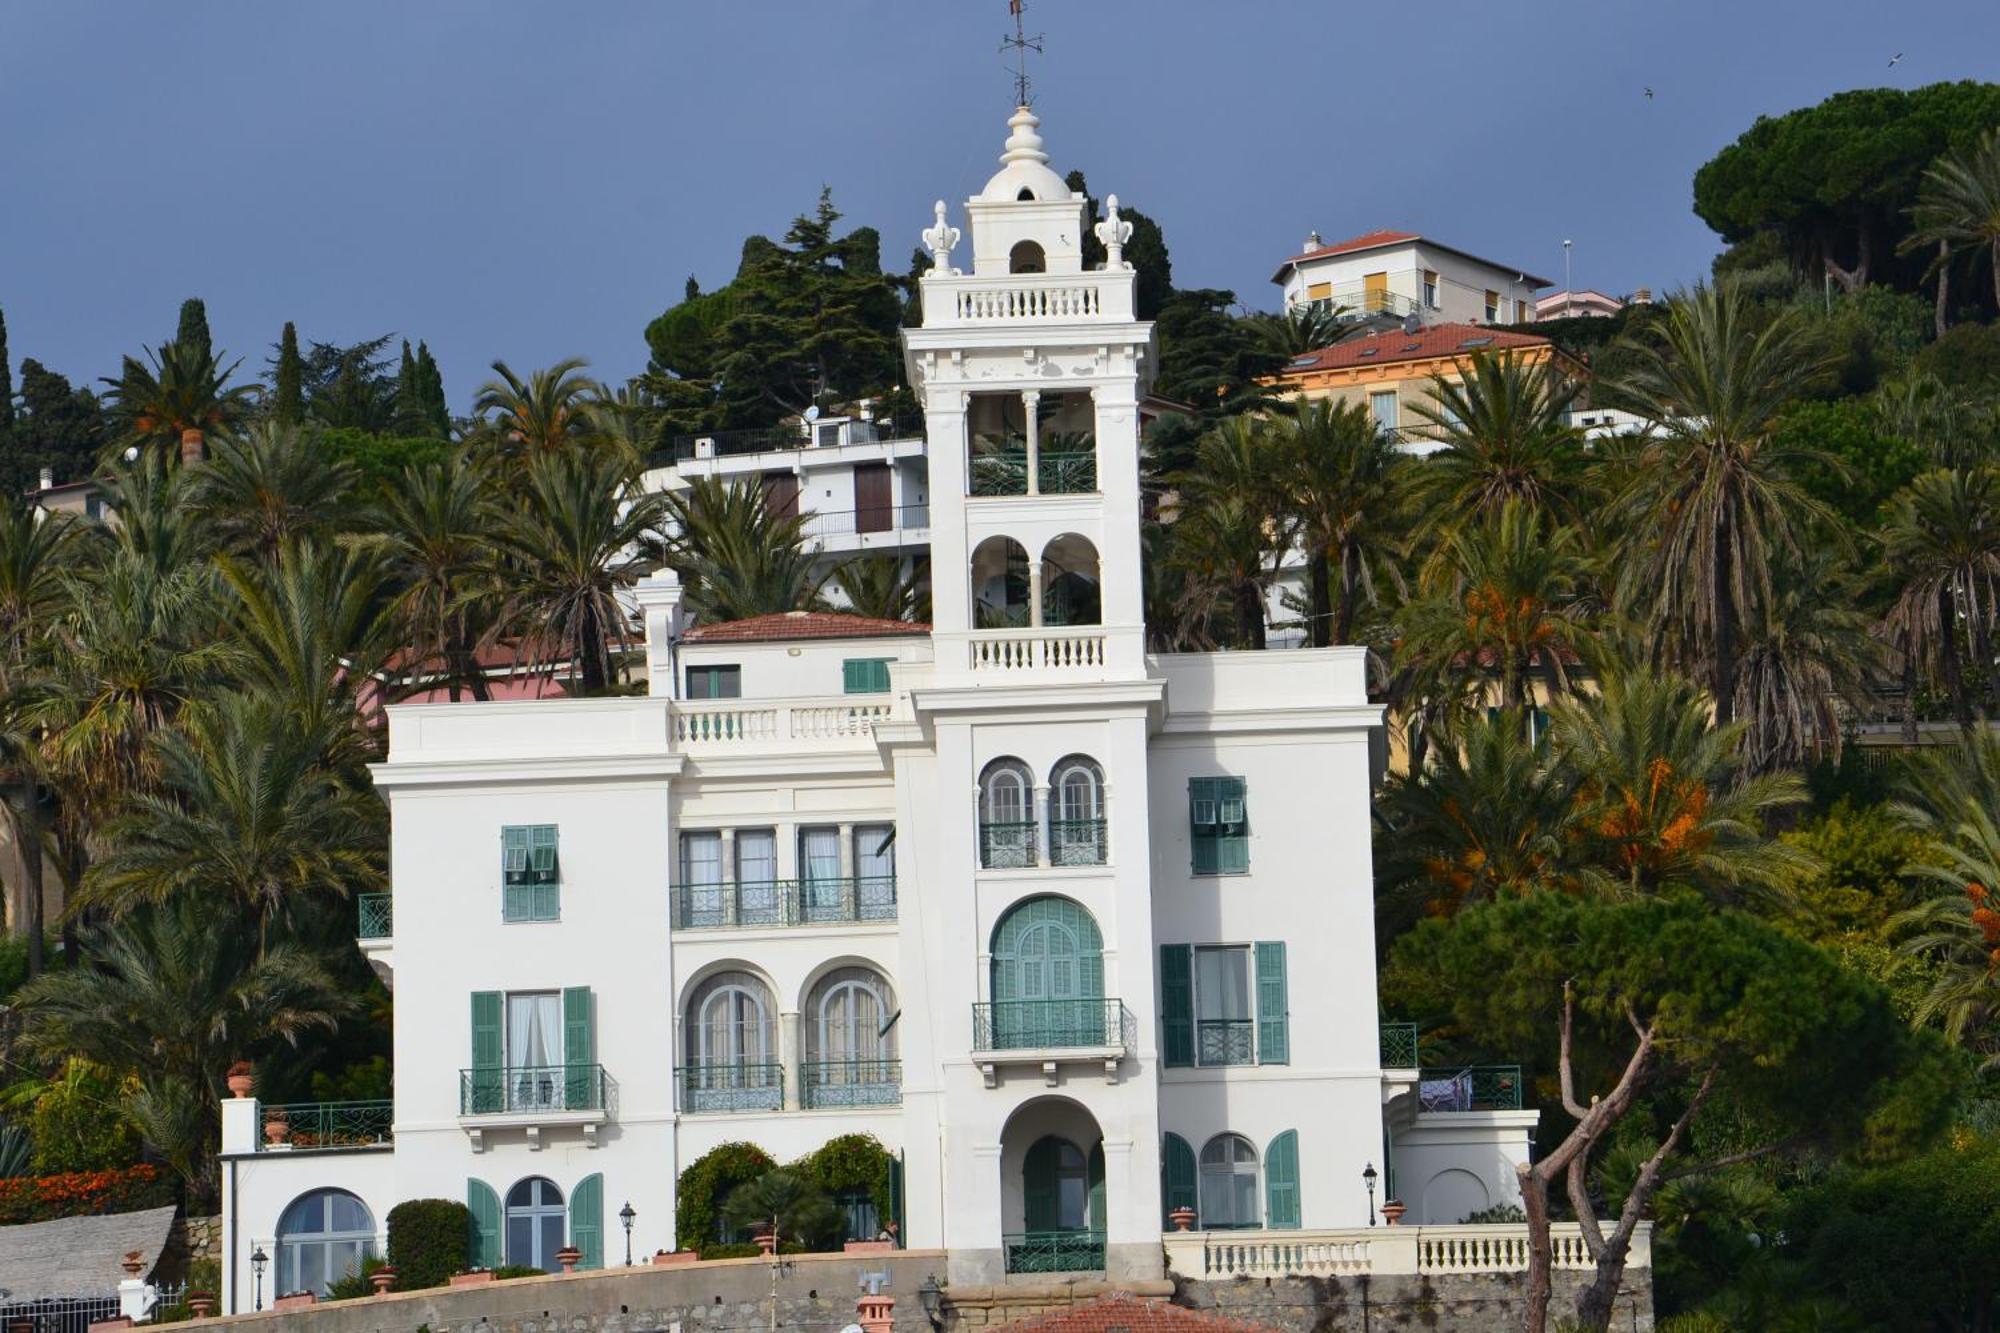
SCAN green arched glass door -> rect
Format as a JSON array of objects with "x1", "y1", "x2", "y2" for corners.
[
  {"x1": 1016, "y1": 1135, "x2": 1107, "y2": 1272},
  {"x1": 991, "y1": 897, "x2": 1104, "y2": 1048}
]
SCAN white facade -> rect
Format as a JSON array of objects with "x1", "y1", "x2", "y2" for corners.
[
  {"x1": 1273, "y1": 231, "x2": 1549, "y2": 327},
  {"x1": 217, "y1": 106, "x2": 1529, "y2": 1313}
]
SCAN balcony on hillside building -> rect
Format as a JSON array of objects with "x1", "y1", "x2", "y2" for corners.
[
  {"x1": 457, "y1": 1063, "x2": 611, "y2": 1148},
  {"x1": 678, "y1": 1063, "x2": 784, "y2": 1115},
  {"x1": 972, "y1": 998, "x2": 1129, "y2": 1087},
  {"x1": 670, "y1": 876, "x2": 897, "y2": 930}
]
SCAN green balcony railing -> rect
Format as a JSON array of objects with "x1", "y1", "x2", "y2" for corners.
[
  {"x1": 260, "y1": 1101, "x2": 392, "y2": 1151},
  {"x1": 678, "y1": 1063, "x2": 784, "y2": 1114},
  {"x1": 800, "y1": 1059, "x2": 902, "y2": 1109},
  {"x1": 1004, "y1": 1231, "x2": 1105, "y2": 1274},
  {"x1": 459, "y1": 1064, "x2": 607, "y2": 1116},
  {"x1": 973, "y1": 999, "x2": 1124, "y2": 1052},
  {"x1": 1380, "y1": 1021, "x2": 1420, "y2": 1069},
  {"x1": 1049, "y1": 818, "x2": 1106, "y2": 866},
  {"x1": 1037, "y1": 450, "x2": 1097, "y2": 494},
  {"x1": 1196, "y1": 1019, "x2": 1254, "y2": 1066},
  {"x1": 979, "y1": 822, "x2": 1038, "y2": 869},
  {"x1": 970, "y1": 452, "x2": 1029, "y2": 497},
  {"x1": 357, "y1": 893, "x2": 392, "y2": 940},
  {"x1": 1418, "y1": 1064, "x2": 1523, "y2": 1112},
  {"x1": 672, "y1": 877, "x2": 897, "y2": 929}
]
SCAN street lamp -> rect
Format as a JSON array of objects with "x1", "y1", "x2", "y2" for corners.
[
  {"x1": 250, "y1": 1245, "x2": 269, "y2": 1312},
  {"x1": 1362, "y1": 1162, "x2": 1379, "y2": 1227},
  {"x1": 620, "y1": 1202, "x2": 636, "y2": 1266}
]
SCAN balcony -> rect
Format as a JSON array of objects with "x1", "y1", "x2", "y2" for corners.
[
  {"x1": 458, "y1": 1064, "x2": 610, "y2": 1148},
  {"x1": 1379, "y1": 1022, "x2": 1419, "y2": 1069},
  {"x1": 972, "y1": 999, "x2": 1128, "y2": 1087},
  {"x1": 1038, "y1": 451, "x2": 1096, "y2": 495},
  {"x1": 800, "y1": 503, "x2": 930, "y2": 545},
  {"x1": 970, "y1": 451, "x2": 1028, "y2": 497},
  {"x1": 966, "y1": 628, "x2": 1108, "y2": 674},
  {"x1": 654, "y1": 415, "x2": 923, "y2": 465},
  {"x1": 258, "y1": 1100, "x2": 392, "y2": 1152},
  {"x1": 357, "y1": 894, "x2": 392, "y2": 939},
  {"x1": 671, "y1": 876, "x2": 897, "y2": 929},
  {"x1": 679, "y1": 1063, "x2": 784, "y2": 1114},
  {"x1": 1163, "y1": 1223, "x2": 1651, "y2": 1281},
  {"x1": 1049, "y1": 819, "x2": 1107, "y2": 867},
  {"x1": 1005, "y1": 1230, "x2": 1106, "y2": 1275},
  {"x1": 669, "y1": 696, "x2": 895, "y2": 752},
  {"x1": 967, "y1": 450, "x2": 1097, "y2": 498},
  {"x1": 979, "y1": 821, "x2": 1038, "y2": 869},
  {"x1": 1418, "y1": 1065, "x2": 1523, "y2": 1112},
  {"x1": 1196, "y1": 1019, "x2": 1254, "y2": 1067},
  {"x1": 800, "y1": 1059, "x2": 902, "y2": 1109},
  {"x1": 923, "y1": 268, "x2": 1136, "y2": 327}
]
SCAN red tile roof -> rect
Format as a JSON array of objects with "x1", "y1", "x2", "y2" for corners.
[
  {"x1": 1008, "y1": 1293, "x2": 1280, "y2": 1333},
  {"x1": 681, "y1": 611, "x2": 931, "y2": 644},
  {"x1": 1277, "y1": 322, "x2": 1553, "y2": 375},
  {"x1": 1277, "y1": 228, "x2": 1421, "y2": 268}
]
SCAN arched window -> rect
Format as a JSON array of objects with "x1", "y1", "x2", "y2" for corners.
[
  {"x1": 1010, "y1": 240, "x2": 1046, "y2": 272},
  {"x1": 979, "y1": 757, "x2": 1037, "y2": 868},
  {"x1": 804, "y1": 967, "x2": 899, "y2": 1107},
  {"x1": 989, "y1": 896, "x2": 1105, "y2": 1048},
  {"x1": 276, "y1": 1189, "x2": 375, "y2": 1297},
  {"x1": 971, "y1": 536, "x2": 1032, "y2": 622},
  {"x1": 683, "y1": 970, "x2": 781, "y2": 1111},
  {"x1": 1049, "y1": 756, "x2": 1106, "y2": 866},
  {"x1": 1040, "y1": 533, "x2": 1101, "y2": 623},
  {"x1": 1199, "y1": 1134, "x2": 1260, "y2": 1229},
  {"x1": 504, "y1": 1177, "x2": 566, "y2": 1273}
]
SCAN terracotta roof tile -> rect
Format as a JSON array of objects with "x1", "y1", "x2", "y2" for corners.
[
  {"x1": 1008, "y1": 1293, "x2": 1281, "y2": 1333},
  {"x1": 1276, "y1": 322, "x2": 1552, "y2": 375},
  {"x1": 682, "y1": 611, "x2": 931, "y2": 644},
  {"x1": 1277, "y1": 228, "x2": 1422, "y2": 268}
]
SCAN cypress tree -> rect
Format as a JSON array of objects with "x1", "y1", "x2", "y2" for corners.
[
  {"x1": 176, "y1": 297, "x2": 212, "y2": 362},
  {"x1": 414, "y1": 342, "x2": 449, "y2": 438},
  {"x1": 274, "y1": 321, "x2": 304, "y2": 426},
  {"x1": 0, "y1": 304, "x2": 13, "y2": 440}
]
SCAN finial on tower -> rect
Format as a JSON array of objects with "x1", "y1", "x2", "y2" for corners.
[
  {"x1": 921, "y1": 200, "x2": 961, "y2": 273},
  {"x1": 1096, "y1": 194, "x2": 1134, "y2": 270},
  {"x1": 1001, "y1": 0, "x2": 1043, "y2": 108}
]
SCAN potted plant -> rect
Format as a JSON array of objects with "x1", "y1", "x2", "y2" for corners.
[
  {"x1": 225, "y1": 1062, "x2": 255, "y2": 1099},
  {"x1": 449, "y1": 1268, "x2": 494, "y2": 1288},
  {"x1": 554, "y1": 1246, "x2": 582, "y2": 1274},
  {"x1": 753, "y1": 1227, "x2": 777, "y2": 1257},
  {"x1": 262, "y1": 1110, "x2": 289, "y2": 1145},
  {"x1": 1380, "y1": 1199, "x2": 1407, "y2": 1226},
  {"x1": 369, "y1": 1265, "x2": 398, "y2": 1295},
  {"x1": 273, "y1": 1290, "x2": 316, "y2": 1311},
  {"x1": 186, "y1": 1294, "x2": 216, "y2": 1319},
  {"x1": 1168, "y1": 1206, "x2": 1197, "y2": 1232},
  {"x1": 119, "y1": 1251, "x2": 145, "y2": 1278}
]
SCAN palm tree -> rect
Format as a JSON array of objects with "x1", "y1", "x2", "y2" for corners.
[
  {"x1": 496, "y1": 448, "x2": 670, "y2": 693},
  {"x1": 103, "y1": 338, "x2": 255, "y2": 463},
  {"x1": 96, "y1": 453, "x2": 212, "y2": 575},
  {"x1": 1880, "y1": 468, "x2": 2000, "y2": 731},
  {"x1": 720, "y1": 1169, "x2": 838, "y2": 1250},
  {"x1": 1253, "y1": 305, "x2": 1346, "y2": 360},
  {"x1": 1550, "y1": 669, "x2": 1813, "y2": 903},
  {"x1": 1168, "y1": 417, "x2": 1288, "y2": 650},
  {"x1": 372, "y1": 454, "x2": 504, "y2": 701},
  {"x1": 474, "y1": 358, "x2": 603, "y2": 456},
  {"x1": 831, "y1": 556, "x2": 930, "y2": 624},
  {"x1": 658, "y1": 475, "x2": 825, "y2": 624},
  {"x1": 1405, "y1": 350, "x2": 1589, "y2": 529},
  {"x1": 1269, "y1": 398, "x2": 1400, "y2": 646},
  {"x1": 12, "y1": 895, "x2": 351, "y2": 1203},
  {"x1": 1731, "y1": 547, "x2": 1882, "y2": 774},
  {"x1": 1608, "y1": 283, "x2": 1840, "y2": 726},
  {"x1": 1873, "y1": 373, "x2": 1989, "y2": 467},
  {"x1": 1902, "y1": 127, "x2": 2000, "y2": 317},
  {"x1": 189, "y1": 423, "x2": 358, "y2": 559},
  {"x1": 1891, "y1": 733, "x2": 2000, "y2": 1066}
]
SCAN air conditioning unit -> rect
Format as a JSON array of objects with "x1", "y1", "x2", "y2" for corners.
[{"x1": 694, "y1": 438, "x2": 716, "y2": 459}]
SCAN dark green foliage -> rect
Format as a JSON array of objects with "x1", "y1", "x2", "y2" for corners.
[
  {"x1": 794, "y1": 1133, "x2": 895, "y2": 1233},
  {"x1": 1065, "y1": 171, "x2": 1173, "y2": 319},
  {"x1": 300, "y1": 335, "x2": 398, "y2": 431},
  {"x1": 273, "y1": 322, "x2": 304, "y2": 427},
  {"x1": 316, "y1": 428, "x2": 451, "y2": 492},
  {"x1": 719, "y1": 1169, "x2": 839, "y2": 1250},
  {"x1": 1916, "y1": 320, "x2": 2000, "y2": 388},
  {"x1": 489, "y1": 1265, "x2": 545, "y2": 1280},
  {"x1": 414, "y1": 343, "x2": 449, "y2": 438},
  {"x1": 1778, "y1": 397, "x2": 1924, "y2": 526},
  {"x1": 25, "y1": 1058, "x2": 143, "y2": 1173},
  {"x1": 387, "y1": 1198, "x2": 473, "y2": 1289},
  {"x1": 0, "y1": 306, "x2": 13, "y2": 439},
  {"x1": 1152, "y1": 288, "x2": 1282, "y2": 419},
  {"x1": 8, "y1": 360, "x2": 107, "y2": 491},
  {"x1": 175, "y1": 299, "x2": 211, "y2": 365},
  {"x1": 674, "y1": 1141, "x2": 775, "y2": 1251},
  {"x1": 325, "y1": 1256, "x2": 388, "y2": 1301}
]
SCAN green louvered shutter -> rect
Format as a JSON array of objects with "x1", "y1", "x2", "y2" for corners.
[
  {"x1": 1087, "y1": 1142, "x2": 1106, "y2": 1232},
  {"x1": 467, "y1": 1179, "x2": 501, "y2": 1268},
  {"x1": 1255, "y1": 942, "x2": 1289, "y2": 1065},
  {"x1": 531, "y1": 825, "x2": 560, "y2": 919},
  {"x1": 563, "y1": 987, "x2": 595, "y2": 1109},
  {"x1": 1159, "y1": 944, "x2": 1194, "y2": 1067},
  {"x1": 1189, "y1": 778, "x2": 1220, "y2": 874},
  {"x1": 1022, "y1": 1137, "x2": 1059, "y2": 1232},
  {"x1": 469, "y1": 991, "x2": 502, "y2": 1113},
  {"x1": 1265, "y1": 1130, "x2": 1300, "y2": 1229},
  {"x1": 570, "y1": 1173, "x2": 603, "y2": 1269},
  {"x1": 1161, "y1": 1133, "x2": 1197, "y2": 1222},
  {"x1": 1216, "y1": 778, "x2": 1249, "y2": 874},
  {"x1": 502, "y1": 826, "x2": 532, "y2": 920}
]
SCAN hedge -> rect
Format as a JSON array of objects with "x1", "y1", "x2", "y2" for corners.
[
  {"x1": 797, "y1": 1134, "x2": 894, "y2": 1232},
  {"x1": 0, "y1": 1164, "x2": 172, "y2": 1224},
  {"x1": 675, "y1": 1142, "x2": 776, "y2": 1253},
  {"x1": 387, "y1": 1199, "x2": 473, "y2": 1290}
]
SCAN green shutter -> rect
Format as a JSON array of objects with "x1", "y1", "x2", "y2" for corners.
[
  {"x1": 842, "y1": 658, "x2": 892, "y2": 694},
  {"x1": 1161, "y1": 1133, "x2": 1197, "y2": 1222},
  {"x1": 1160, "y1": 945, "x2": 1194, "y2": 1067},
  {"x1": 1022, "y1": 1137, "x2": 1059, "y2": 1232},
  {"x1": 467, "y1": 1179, "x2": 501, "y2": 1268},
  {"x1": 1255, "y1": 942, "x2": 1289, "y2": 1065},
  {"x1": 502, "y1": 825, "x2": 530, "y2": 885},
  {"x1": 470, "y1": 991, "x2": 502, "y2": 1113},
  {"x1": 1088, "y1": 1142, "x2": 1106, "y2": 1232},
  {"x1": 1190, "y1": 777, "x2": 1248, "y2": 874},
  {"x1": 503, "y1": 882, "x2": 532, "y2": 921},
  {"x1": 504, "y1": 827, "x2": 559, "y2": 920},
  {"x1": 1189, "y1": 778, "x2": 1219, "y2": 874},
  {"x1": 530, "y1": 825, "x2": 559, "y2": 884},
  {"x1": 563, "y1": 986, "x2": 596, "y2": 1108},
  {"x1": 570, "y1": 1173, "x2": 603, "y2": 1269},
  {"x1": 1266, "y1": 1130, "x2": 1300, "y2": 1229}
]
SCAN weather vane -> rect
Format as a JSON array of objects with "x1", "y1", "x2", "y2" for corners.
[{"x1": 1001, "y1": 0, "x2": 1043, "y2": 108}]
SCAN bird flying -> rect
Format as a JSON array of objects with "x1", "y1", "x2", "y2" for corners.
[{"x1": 1888, "y1": 52, "x2": 1903, "y2": 66}]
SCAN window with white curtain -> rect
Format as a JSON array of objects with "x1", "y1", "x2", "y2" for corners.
[
  {"x1": 736, "y1": 828, "x2": 780, "y2": 922},
  {"x1": 800, "y1": 826, "x2": 842, "y2": 918},
  {"x1": 1049, "y1": 756, "x2": 1106, "y2": 865},
  {"x1": 854, "y1": 825, "x2": 895, "y2": 881},
  {"x1": 506, "y1": 992, "x2": 563, "y2": 1109},
  {"x1": 979, "y1": 757, "x2": 1037, "y2": 867},
  {"x1": 807, "y1": 967, "x2": 896, "y2": 1064},
  {"x1": 1194, "y1": 947, "x2": 1253, "y2": 1066},
  {"x1": 679, "y1": 831, "x2": 724, "y2": 926},
  {"x1": 686, "y1": 971, "x2": 774, "y2": 1066},
  {"x1": 1199, "y1": 1134, "x2": 1261, "y2": 1228}
]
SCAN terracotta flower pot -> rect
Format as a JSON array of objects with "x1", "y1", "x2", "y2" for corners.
[
  {"x1": 225, "y1": 1063, "x2": 254, "y2": 1099},
  {"x1": 555, "y1": 1246, "x2": 582, "y2": 1274},
  {"x1": 120, "y1": 1251, "x2": 145, "y2": 1277},
  {"x1": 369, "y1": 1266, "x2": 397, "y2": 1295},
  {"x1": 754, "y1": 1229, "x2": 777, "y2": 1257},
  {"x1": 1380, "y1": 1200, "x2": 1407, "y2": 1227},
  {"x1": 651, "y1": 1249, "x2": 699, "y2": 1267},
  {"x1": 263, "y1": 1113, "x2": 289, "y2": 1145},
  {"x1": 449, "y1": 1270, "x2": 494, "y2": 1288},
  {"x1": 273, "y1": 1292, "x2": 315, "y2": 1311},
  {"x1": 1168, "y1": 1206, "x2": 1197, "y2": 1232},
  {"x1": 186, "y1": 1293, "x2": 216, "y2": 1319}
]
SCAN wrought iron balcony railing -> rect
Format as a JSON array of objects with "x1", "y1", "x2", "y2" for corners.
[
  {"x1": 357, "y1": 893, "x2": 392, "y2": 940},
  {"x1": 1049, "y1": 818, "x2": 1107, "y2": 866},
  {"x1": 1004, "y1": 1230, "x2": 1106, "y2": 1274},
  {"x1": 671, "y1": 876, "x2": 897, "y2": 929},
  {"x1": 678, "y1": 1063, "x2": 784, "y2": 1114},
  {"x1": 973, "y1": 999, "x2": 1124, "y2": 1052},
  {"x1": 970, "y1": 451, "x2": 1029, "y2": 497},
  {"x1": 800, "y1": 1059, "x2": 902, "y2": 1109},
  {"x1": 800, "y1": 504, "x2": 932, "y2": 539},
  {"x1": 1419, "y1": 1065, "x2": 1523, "y2": 1112},
  {"x1": 1037, "y1": 450, "x2": 1097, "y2": 494},
  {"x1": 459, "y1": 1064, "x2": 607, "y2": 1116},
  {"x1": 979, "y1": 822, "x2": 1039, "y2": 869},
  {"x1": 1196, "y1": 1019, "x2": 1255, "y2": 1066},
  {"x1": 260, "y1": 1101, "x2": 393, "y2": 1151},
  {"x1": 1380, "y1": 1021, "x2": 1420, "y2": 1069}
]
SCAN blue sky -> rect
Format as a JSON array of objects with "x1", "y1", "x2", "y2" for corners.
[{"x1": 2, "y1": 0, "x2": 1996, "y2": 412}]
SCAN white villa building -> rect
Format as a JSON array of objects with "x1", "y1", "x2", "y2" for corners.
[
  {"x1": 1273, "y1": 229, "x2": 1550, "y2": 328},
  {"x1": 216, "y1": 105, "x2": 1535, "y2": 1313}
]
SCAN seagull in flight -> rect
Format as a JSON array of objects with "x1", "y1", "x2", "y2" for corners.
[
  {"x1": 1888, "y1": 52, "x2": 1903, "y2": 66},
  {"x1": 1643, "y1": 86, "x2": 1654, "y2": 99}
]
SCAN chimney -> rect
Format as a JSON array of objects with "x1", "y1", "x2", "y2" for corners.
[
  {"x1": 1303, "y1": 230, "x2": 1323, "y2": 253},
  {"x1": 36, "y1": 467, "x2": 52, "y2": 492},
  {"x1": 857, "y1": 1290, "x2": 894, "y2": 1333}
]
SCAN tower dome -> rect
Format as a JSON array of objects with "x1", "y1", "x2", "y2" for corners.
[{"x1": 977, "y1": 106, "x2": 1074, "y2": 204}]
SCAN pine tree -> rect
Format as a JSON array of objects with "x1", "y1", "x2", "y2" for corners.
[
  {"x1": 414, "y1": 342, "x2": 449, "y2": 439},
  {"x1": 176, "y1": 298, "x2": 212, "y2": 363},
  {"x1": 0, "y1": 304, "x2": 14, "y2": 440},
  {"x1": 685, "y1": 275, "x2": 700, "y2": 302},
  {"x1": 274, "y1": 321, "x2": 304, "y2": 426}
]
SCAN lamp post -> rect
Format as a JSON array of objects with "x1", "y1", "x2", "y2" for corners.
[
  {"x1": 620, "y1": 1201, "x2": 636, "y2": 1266},
  {"x1": 1563, "y1": 239, "x2": 1574, "y2": 318},
  {"x1": 250, "y1": 1245, "x2": 269, "y2": 1312},
  {"x1": 1362, "y1": 1162, "x2": 1379, "y2": 1227}
]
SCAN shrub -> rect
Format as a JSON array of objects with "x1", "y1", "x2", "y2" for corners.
[
  {"x1": 0, "y1": 1163, "x2": 172, "y2": 1224},
  {"x1": 25, "y1": 1059, "x2": 143, "y2": 1174},
  {"x1": 326, "y1": 1256, "x2": 388, "y2": 1301},
  {"x1": 490, "y1": 1265, "x2": 545, "y2": 1280},
  {"x1": 387, "y1": 1198, "x2": 473, "y2": 1290},
  {"x1": 794, "y1": 1133, "x2": 894, "y2": 1244},
  {"x1": 675, "y1": 1141, "x2": 775, "y2": 1251}
]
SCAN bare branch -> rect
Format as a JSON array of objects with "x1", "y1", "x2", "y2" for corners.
[
  {"x1": 1567, "y1": 1151, "x2": 1604, "y2": 1259},
  {"x1": 1559, "y1": 979, "x2": 1589, "y2": 1120}
]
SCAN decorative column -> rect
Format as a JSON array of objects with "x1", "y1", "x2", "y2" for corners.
[
  {"x1": 780, "y1": 1010, "x2": 801, "y2": 1111},
  {"x1": 1032, "y1": 784, "x2": 1051, "y2": 868},
  {"x1": 837, "y1": 821, "x2": 857, "y2": 919},
  {"x1": 719, "y1": 829, "x2": 736, "y2": 924},
  {"x1": 1027, "y1": 559, "x2": 1044, "y2": 629},
  {"x1": 1022, "y1": 389, "x2": 1041, "y2": 496}
]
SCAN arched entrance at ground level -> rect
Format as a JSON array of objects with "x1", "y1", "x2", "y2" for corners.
[{"x1": 999, "y1": 1097, "x2": 1106, "y2": 1274}]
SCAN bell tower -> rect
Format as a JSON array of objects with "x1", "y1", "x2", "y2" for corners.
[{"x1": 902, "y1": 105, "x2": 1156, "y2": 682}]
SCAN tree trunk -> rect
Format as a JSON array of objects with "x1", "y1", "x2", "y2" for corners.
[
  {"x1": 1235, "y1": 579, "x2": 1267, "y2": 651},
  {"x1": 1903, "y1": 639, "x2": 1921, "y2": 746},
  {"x1": 1936, "y1": 239, "x2": 1952, "y2": 337},
  {"x1": 1517, "y1": 1162, "x2": 1555, "y2": 1333},
  {"x1": 1334, "y1": 543, "x2": 1361, "y2": 645},
  {"x1": 1971, "y1": 579, "x2": 1995, "y2": 716},
  {"x1": 20, "y1": 788, "x2": 42, "y2": 977},
  {"x1": 1942, "y1": 584, "x2": 1973, "y2": 734},
  {"x1": 1308, "y1": 545, "x2": 1332, "y2": 649},
  {"x1": 1711, "y1": 518, "x2": 1736, "y2": 727},
  {"x1": 579, "y1": 600, "x2": 608, "y2": 694}
]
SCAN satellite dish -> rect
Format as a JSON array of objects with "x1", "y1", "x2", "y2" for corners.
[
  {"x1": 1401, "y1": 312, "x2": 1422, "y2": 336},
  {"x1": 804, "y1": 405, "x2": 821, "y2": 423}
]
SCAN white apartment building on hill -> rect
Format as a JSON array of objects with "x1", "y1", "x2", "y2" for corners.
[
  {"x1": 1273, "y1": 230, "x2": 1550, "y2": 328},
  {"x1": 216, "y1": 104, "x2": 1533, "y2": 1313}
]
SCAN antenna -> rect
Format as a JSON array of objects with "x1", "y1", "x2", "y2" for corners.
[{"x1": 1001, "y1": 0, "x2": 1044, "y2": 108}]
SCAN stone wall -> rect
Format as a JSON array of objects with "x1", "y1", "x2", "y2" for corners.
[
  {"x1": 940, "y1": 1279, "x2": 1175, "y2": 1327},
  {"x1": 154, "y1": 1213, "x2": 223, "y2": 1286},
  {"x1": 1174, "y1": 1270, "x2": 1654, "y2": 1333}
]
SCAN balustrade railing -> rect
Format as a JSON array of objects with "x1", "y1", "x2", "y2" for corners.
[
  {"x1": 973, "y1": 999, "x2": 1124, "y2": 1052},
  {"x1": 1049, "y1": 818, "x2": 1107, "y2": 866},
  {"x1": 1163, "y1": 1223, "x2": 1645, "y2": 1280},
  {"x1": 260, "y1": 1100, "x2": 393, "y2": 1151},
  {"x1": 954, "y1": 284, "x2": 1103, "y2": 322},
  {"x1": 670, "y1": 698, "x2": 894, "y2": 747},
  {"x1": 1379, "y1": 1021, "x2": 1420, "y2": 1068},
  {"x1": 970, "y1": 452, "x2": 1029, "y2": 497},
  {"x1": 1418, "y1": 1064, "x2": 1523, "y2": 1112},
  {"x1": 800, "y1": 1059, "x2": 902, "y2": 1109},
  {"x1": 800, "y1": 503, "x2": 931, "y2": 539},
  {"x1": 672, "y1": 876, "x2": 897, "y2": 929},
  {"x1": 459, "y1": 1064, "x2": 607, "y2": 1116},
  {"x1": 1003, "y1": 1230, "x2": 1106, "y2": 1274},
  {"x1": 679, "y1": 1063, "x2": 784, "y2": 1114},
  {"x1": 967, "y1": 629, "x2": 1108, "y2": 673},
  {"x1": 356, "y1": 893, "x2": 392, "y2": 940}
]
